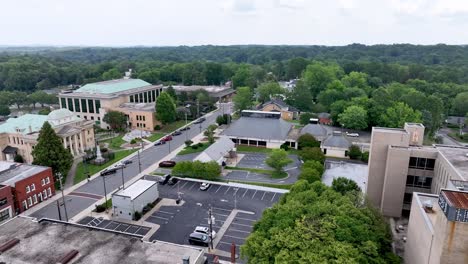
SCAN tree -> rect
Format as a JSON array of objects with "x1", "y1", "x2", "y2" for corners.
[
  {"x1": 299, "y1": 147, "x2": 325, "y2": 164},
  {"x1": 103, "y1": 111, "x2": 127, "y2": 131},
  {"x1": 299, "y1": 112, "x2": 315, "y2": 125},
  {"x1": 156, "y1": 92, "x2": 177, "y2": 124},
  {"x1": 172, "y1": 160, "x2": 221, "y2": 181},
  {"x1": 338, "y1": 105, "x2": 368, "y2": 130},
  {"x1": 232, "y1": 66, "x2": 255, "y2": 88},
  {"x1": 14, "y1": 154, "x2": 24, "y2": 163},
  {"x1": 38, "y1": 108, "x2": 51, "y2": 115},
  {"x1": 298, "y1": 168, "x2": 321, "y2": 183},
  {"x1": 297, "y1": 134, "x2": 320, "y2": 149},
  {"x1": 317, "y1": 89, "x2": 345, "y2": 109},
  {"x1": 11, "y1": 91, "x2": 29, "y2": 109},
  {"x1": 302, "y1": 62, "x2": 342, "y2": 98},
  {"x1": 380, "y1": 102, "x2": 422, "y2": 128},
  {"x1": 0, "y1": 105, "x2": 10, "y2": 116},
  {"x1": 257, "y1": 82, "x2": 284, "y2": 102},
  {"x1": 32, "y1": 122, "x2": 73, "y2": 179},
  {"x1": 204, "y1": 124, "x2": 218, "y2": 144},
  {"x1": 302, "y1": 160, "x2": 325, "y2": 175},
  {"x1": 288, "y1": 80, "x2": 314, "y2": 111},
  {"x1": 101, "y1": 68, "x2": 121, "y2": 80},
  {"x1": 341, "y1": 71, "x2": 369, "y2": 90},
  {"x1": 452, "y1": 92, "x2": 468, "y2": 116},
  {"x1": 348, "y1": 145, "x2": 362, "y2": 159},
  {"x1": 332, "y1": 177, "x2": 361, "y2": 195},
  {"x1": 165, "y1": 86, "x2": 178, "y2": 101},
  {"x1": 286, "y1": 57, "x2": 309, "y2": 79},
  {"x1": 28, "y1": 91, "x2": 49, "y2": 109},
  {"x1": 265, "y1": 149, "x2": 292, "y2": 177},
  {"x1": 233, "y1": 86, "x2": 253, "y2": 112}
]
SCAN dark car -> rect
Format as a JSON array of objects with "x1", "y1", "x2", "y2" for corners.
[
  {"x1": 159, "y1": 160, "x2": 176, "y2": 168},
  {"x1": 123, "y1": 160, "x2": 133, "y2": 165},
  {"x1": 172, "y1": 131, "x2": 182, "y2": 136},
  {"x1": 154, "y1": 140, "x2": 166, "y2": 146},
  {"x1": 193, "y1": 117, "x2": 206, "y2": 124},
  {"x1": 168, "y1": 178, "x2": 179, "y2": 185},
  {"x1": 158, "y1": 174, "x2": 171, "y2": 185},
  {"x1": 179, "y1": 126, "x2": 190, "y2": 131},
  {"x1": 100, "y1": 168, "x2": 117, "y2": 176},
  {"x1": 188, "y1": 232, "x2": 209, "y2": 246},
  {"x1": 162, "y1": 135, "x2": 173, "y2": 142}
]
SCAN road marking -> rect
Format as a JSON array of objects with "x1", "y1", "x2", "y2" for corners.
[
  {"x1": 180, "y1": 181, "x2": 189, "y2": 189},
  {"x1": 149, "y1": 215, "x2": 169, "y2": 221},
  {"x1": 271, "y1": 192, "x2": 276, "y2": 202},
  {"x1": 218, "y1": 241, "x2": 235, "y2": 245},
  {"x1": 233, "y1": 188, "x2": 239, "y2": 196},
  {"x1": 123, "y1": 225, "x2": 132, "y2": 233},
  {"x1": 215, "y1": 185, "x2": 223, "y2": 193},
  {"x1": 171, "y1": 181, "x2": 180, "y2": 189},
  {"x1": 134, "y1": 226, "x2": 142, "y2": 234},
  {"x1": 224, "y1": 234, "x2": 246, "y2": 240},
  {"x1": 224, "y1": 187, "x2": 231, "y2": 194},
  {"x1": 261, "y1": 192, "x2": 266, "y2": 200},
  {"x1": 158, "y1": 210, "x2": 174, "y2": 215},
  {"x1": 232, "y1": 222, "x2": 253, "y2": 228},
  {"x1": 251, "y1": 190, "x2": 257, "y2": 199},
  {"x1": 242, "y1": 189, "x2": 249, "y2": 198},
  {"x1": 236, "y1": 217, "x2": 256, "y2": 222},
  {"x1": 188, "y1": 182, "x2": 197, "y2": 191},
  {"x1": 229, "y1": 228, "x2": 251, "y2": 234},
  {"x1": 212, "y1": 207, "x2": 231, "y2": 212},
  {"x1": 103, "y1": 221, "x2": 113, "y2": 229},
  {"x1": 213, "y1": 212, "x2": 229, "y2": 217}
]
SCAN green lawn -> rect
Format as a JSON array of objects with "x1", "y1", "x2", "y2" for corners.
[
  {"x1": 101, "y1": 134, "x2": 126, "y2": 150},
  {"x1": 236, "y1": 145, "x2": 299, "y2": 155},
  {"x1": 228, "y1": 180, "x2": 292, "y2": 190},
  {"x1": 74, "y1": 149, "x2": 137, "y2": 184},
  {"x1": 146, "y1": 132, "x2": 165, "y2": 142},
  {"x1": 156, "y1": 120, "x2": 188, "y2": 133},
  {"x1": 225, "y1": 166, "x2": 288, "y2": 179},
  {"x1": 177, "y1": 142, "x2": 213, "y2": 155},
  {"x1": 448, "y1": 128, "x2": 468, "y2": 143}
]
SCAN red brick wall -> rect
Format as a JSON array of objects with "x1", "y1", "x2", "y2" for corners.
[
  {"x1": 0, "y1": 185, "x2": 14, "y2": 214},
  {"x1": 12, "y1": 167, "x2": 55, "y2": 213}
]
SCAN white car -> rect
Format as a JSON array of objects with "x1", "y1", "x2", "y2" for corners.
[
  {"x1": 200, "y1": 182, "x2": 211, "y2": 191},
  {"x1": 194, "y1": 226, "x2": 216, "y2": 238},
  {"x1": 113, "y1": 162, "x2": 125, "y2": 169},
  {"x1": 346, "y1": 132, "x2": 360, "y2": 137}
]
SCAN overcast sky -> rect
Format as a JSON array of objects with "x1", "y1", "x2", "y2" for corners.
[{"x1": 2, "y1": 0, "x2": 468, "y2": 46}]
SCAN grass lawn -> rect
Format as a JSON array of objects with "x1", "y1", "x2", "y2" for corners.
[
  {"x1": 146, "y1": 132, "x2": 165, "y2": 142},
  {"x1": 73, "y1": 149, "x2": 137, "y2": 184},
  {"x1": 101, "y1": 134, "x2": 126, "y2": 150},
  {"x1": 236, "y1": 145, "x2": 299, "y2": 155},
  {"x1": 177, "y1": 142, "x2": 213, "y2": 155},
  {"x1": 156, "y1": 120, "x2": 188, "y2": 133},
  {"x1": 448, "y1": 129, "x2": 468, "y2": 143},
  {"x1": 225, "y1": 166, "x2": 288, "y2": 179},
  {"x1": 228, "y1": 180, "x2": 292, "y2": 190}
]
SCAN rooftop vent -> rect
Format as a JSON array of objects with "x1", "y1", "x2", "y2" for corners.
[
  {"x1": 57, "y1": 250, "x2": 79, "y2": 264},
  {"x1": 0, "y1": 238, "x2": 20, "y2": 253},
  {"x1": 423, "y1": 200, "x2": 434, "y2": 213}
]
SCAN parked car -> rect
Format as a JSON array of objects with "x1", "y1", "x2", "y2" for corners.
[
  {"x1": 194, "y1": 226, "x2": 216, "y2": 239},
  {"x1": 188, "y1": 232, "x2": 209, "y2": 246},
  {"x1": 168, "y1": 178, "x2": 179, "y2": 185},
  {"x1": 172, "y1": 131, "x2": 182, "y2": 136},
  {"x1": 158, "y1": 174, "x2": 171, "y2": 185},
  {"x1": 122, "y1": 160, "x2": 133, "y2": 165},
  {"x1": 100, "y1": 168, "x2": 117, "y2": 176},
  {"x1": 113, "y1": 162, "x2": 125, "y2": 169},
  {"x1": 154, "y1": 140, "x2": 166, "y2": 146},
  {"x1": 162, "y1": 135, "x2": 173, "y2": 142},
  {"x1": 346, "y1": 132, "x2": 360, "y2": 137},
  {"x1": 200, "y1": 182, "x2": 211, "y2": 191},
  {"x1": 159, "y1": 160, "x2": 176, "y2": 168},
  {"x1": 179, "y1": 126, "x2": 190, "y2": 131},
  {"x1": 193, "y1": 117, "x2": 206, "y2": 124}
]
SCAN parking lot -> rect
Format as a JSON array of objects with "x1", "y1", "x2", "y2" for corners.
[
  {"x1": 144, "y1": 177, "x2": 284, "y2": 254},
  {"x1": 77, "y1": 216, "x2": 151, "y2": 237},
  {"x1": 237, "y1": 152, "x2": 300, "y2": 171}
]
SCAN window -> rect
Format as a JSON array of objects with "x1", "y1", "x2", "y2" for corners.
[
  {"x1": 28, "y1": 197, "x2": 33, "y2": 206},
  {"x1": 98, "y1": 117, "x2": 100, "y2": 121},
  {"x1": 74, "y1": 98, "x2": 81, "y2": 112},
  {"x1": 33, "y1": 194, "x2": 37, "y2": 204},
  {"x1": 47, "y1": 187, "x2": 52, "y2": 197},
  {"x1": 43, "y1": 190, "x2": 47, "y2": 200},
  {"x1": 143, "y1": 116, "x2": 146, "y2": 121},
  {"x1": 88, "y1": 99, "x2": 95, "y2": 113},
  {"x1": 144, "y1": 92, "x2": 148, "y2": 103},
  {"x1": 151, "y1": 90, "x2": 156, "y2": 101},
  {"x1": 26, "y1": 186, "x2": 30, "y2": 193},
  {"x1": 31, "y1": 184, "x2": 35, "y2": 191},
  {"x1": 0, "y1": 198, "x2": 7, "y2": 207},
  {"x1": 130, "y1": 95, "x2": 134, "y2": 103},
  {"x1": 45, "y1": 177, "x2": 50, "y2": 184},
  {"x1": 0, "y1": 209, "x2": 10, "y2": 222},
  {"x1": 403, "y1": 193, "x2": 413, "y2": 204},
  {"x1": 81, "y1": 99, "x2": 87, "y2": 112},
  {"x1": 406, "y1": 175, "x2": 432, "y2": 189},
  {"x1": 67, "y1": 98, "x2": 74, "y2": 111},
  {"x1": 41, "y1": 179, "x2": 45, "y2": 186},
  {"x1": 22, "y1": 200, "x2": 27, "y2": 210},
  {"x1": 95, "y1": 100, "x2": 101, "y2": 114},
  {"x1": 61, "y1": 98, "x2": 66, "y2": 109},
  {"x1": 408, "y1": 157, "x2": 435, "y2": 171},
  {"x1": 139, "y1": 93, "x2": 143, "y2": 102}
]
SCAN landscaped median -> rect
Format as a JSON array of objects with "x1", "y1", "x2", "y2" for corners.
[
  {"x1": 177, "y1": 142, "x2": 212, "y2": 155},
  {"x1": 74, "y1": 149, "x2": 137, "y2": 184},
  {"x1": 100, "y1": 134, "x2": 126, "y2": 149},
  {"x1": 224, "y1": 166, "x2": 287, "y2": 179}
]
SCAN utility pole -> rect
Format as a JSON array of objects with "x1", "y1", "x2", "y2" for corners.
[
  {"x1": 137, "y1": 150, "x2": 142, "y2": 173},
  {"x1": 102, "y1": 175, "x2": 108, "y2": 211},
  {"x1": 56, "y1": 200, "x2": 62, "y2": 221},
  {"x1": 56, "y1": 172, "x2": 68, "y2": 222},
  {"x1": 185, "y1": 111, "x2": 188, "y2": 142},
  {"x1": 208, "y1": 205, "x2": 214, "y2": 250},
  {"x1": 120, "y1": 167, "x2": 125, "y2": 189}
]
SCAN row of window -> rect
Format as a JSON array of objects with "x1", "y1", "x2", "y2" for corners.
[
  {"x1": 25, "y1": 177, "x2": 50, "y2": 193},
  {"x1": 129, "y1": 89, "x2": 161, "y2": 104},
  {"x1": 8, "y1": 136, "x2": 24, "y2": 145},
  {"x1": 136, "y1": 115, "x2": 146, "y2": 121},
  {"x1": 408, "y1": 157, "x2": 435, "y2": 171},
  {"x1": 22, "y1": 188, "x2": 52, "y2": 210},
  {"x1": 0, "y1": 209, "x2": 10, "y2": 222},
  {"x1": 406, "y1": 175, "x2": 433, "y2": 189},
  {"x1": 136, "y1": 123, "x2": 146, "y2": 128},
  {"x1": 61, "y1": 98, "x2": 100, "y2": 114}
]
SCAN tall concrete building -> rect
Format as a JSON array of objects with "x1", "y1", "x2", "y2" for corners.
[
  {"x1": 58, "y1": 78, "x2": 164, "y2": 131},
  {"x1": 367, "y1": 123, "x2": 468, "y2": 217}
]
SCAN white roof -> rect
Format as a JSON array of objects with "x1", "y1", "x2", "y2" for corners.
[
  {"x1": 113, "y1": 179, "x2": 156, "y2": 200},
  {"x1": 194, "y1": 137, "x2": 235, "y2": 163}
]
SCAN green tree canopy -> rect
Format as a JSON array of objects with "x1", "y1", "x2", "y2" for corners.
[
  {"x1": 103, "y1": 111, "x2": 127, "y2": 131},
  {"x1": 302, "y1": 160, "x2": 325, "y2": 175},
  {"x1": 302, "y1": 62, "x2": 343, "y2": 98},
  {"x1": 348, "y1": 145, "x2": 362, "y2": 160},
  {"x1": 257, "y1": 82, "x2": 284, "y2": 102},
  {"x1": 172, "y1": 160, "x2": 221, "y2": 181},
  {"x1": 287, "y1": 80, "x2": 314, "y2": 111},
  {"x1": 338, "y1": 105, "x2": 368, "y2": 130},
  {"x1": 156, "y1": 92, "x2": 177, "y2": 124},
  {"x1": 332, "y1": 177, "x2": 361, "y2": 195},
  {"x1": 298, "y1": 167, "x2": 321, "y2": 183},
  {"x1": 380, "y1": 102, "x2": 422, "y2": 128},
  {"x1": 299, "y1": 112, "x2": 315, "y2": 125},
  {"x1": 297, "y1": 134, "x2": 320, "y2": 149},
  {"x1": 204, "y1": 124, "x2": 218, "y2": 144},
  {"x1": 32, "y1": 122, "x2": 73, "y2": 179},
  {"x1": 452, "y1": 92, "x2": 468, "y2": 116},
  {"x1": 265, "y1": 149, "x2": 292, "y2": 176},
  {"x1": 233, "y1": 86, "x2": 253, "y2": 112},
  {"x1": 299, "y1": 147, "x2": 325, "y2": 164}
]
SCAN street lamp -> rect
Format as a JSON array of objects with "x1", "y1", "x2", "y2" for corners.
[
  {"x1": 101, "y1": 174, "x2": 108, "y2": 212},
  {"x1": 55, "y1": 172, "x2": 69, "y2": 222},
  {"x1": 120, "y1": 166, "x2": 125, "y2": 189},
  {"x1": 208, "y1": 205, "x2": 215, "y2": 250},
  {"x1": 185, "y1": 104, "x2": 191, "y2": 142}
]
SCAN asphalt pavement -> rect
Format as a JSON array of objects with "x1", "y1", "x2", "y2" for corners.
[{"x1": 30, "y1": 105, "x2": 230, "y2": 221}]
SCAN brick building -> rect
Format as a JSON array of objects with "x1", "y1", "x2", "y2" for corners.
[
  {"x1": 0, "y1": 161, "x2": 55, "y2": 214},
  {"x1": 0, "y1": 184, "x2": 14, "y2": 224}
]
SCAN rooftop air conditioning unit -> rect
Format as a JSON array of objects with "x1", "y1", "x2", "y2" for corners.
[{"x1": 423, "y1": 200, "x2": 433, "y2": 211}]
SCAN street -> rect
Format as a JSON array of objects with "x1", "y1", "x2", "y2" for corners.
[{"x1": 30, "y1": 103, "x2": 232, "y2": 221}]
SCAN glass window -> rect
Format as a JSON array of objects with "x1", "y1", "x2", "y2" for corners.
[
  {"x1": 417, "y1": 158, "x2": 427, "y2": 169},
  {"x1": 26, "y1": 186, "x2": 30, "y2": 193},
  {"x1": 31, "y1": 184, "x2": 35, "y2": 191},
  {"x1": 67, "y1": 98, "x2": 74, "y2": 111},
  {"x1": 88, "y1": 100, "x2": 94, "y2": 113},
  {"x1": 409, "y1": 157, "x2": 417, "y2": 168},
  {"x1": 426, "y1": 159, "x2": 435, "y2": 170},
  {"x1": 28, "y1": 197, "x2": 33, "y2": 206},
  {"x1": 22, "y1": 200, "x2": 27, "y2": 210},
  {"x1": 95, "y1": 100, "x2": 101, "y2": 114},
  {"x1": 74, "y1": 98, "x2": 80, "y2": 112},
  {"x1": 406, "y1": 175, "x2": 415, "y2": 186},
  {"x1": 0, "y1": 198, "x2": 7, "y2": 207},
  {"x1": 60, "y1": 98, "x2": 66, "y2": 109},
  {"x1": 139, "y1": 93, "x2": 143, "y2": 102},
  {"x1": 81, "y1": 99, "x2": 87, "y2": 112},
  {"x1": 33, "y1": 194, "x2": 37, "y2": 204},
  {"x1": 41, "y1": 179, "x2": 45, "y2": 186},
  {"x1": 0, "y1": 209, "x2": 10, "y2": 222},
  {"x1": 403, "y1": 193, "x2": 413, "y2": 204},
  {"x1": 47, "y1": 187, "x2": 52, "y2": 197},
  {"x1": 151, "y1": 90, "x2": 156, "y2": 101},
  {"x1": 143, "y1": 116, "x2": 146, "y2": 121},
  {"x1": 45, "y1": 177, "x2": 50, "y2": 184},
  {"x1": 130, "y1": 95, "x2": 134, "y2": 103}
]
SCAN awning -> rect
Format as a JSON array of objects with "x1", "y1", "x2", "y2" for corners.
[{"x1": 2, "y1": 146, "x2": 18, "y2": 154}]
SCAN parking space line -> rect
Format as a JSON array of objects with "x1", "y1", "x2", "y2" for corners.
[
  {"x1": 218, "y1": 241, "x2": 234, "y2": 245},
  {"x1": 180, "y1": 181, "x2": 189, "y2": 189},
  {"x1": 212, "y1": 207, "x2": 231, "y2": 212},
  {"x1": 235, "y1": 217, "x2": 256, "y2": 222},
  {"x1": 224, "y1": 187, "x2": 231, "y2": 194},
  {"x1": 242, "y1": 189, "x2": 248, "y2": 198},
  {"x1": 224, "y1": 234, "x2": 246, "y2": 240},
  {"x1": 215, "y1": 185, "x2": 223, "y2": 193},
  {"x1": 113, "y1": 223, "x2": 120, "y2": 231},
  {"x1": 135, "y1": 226, "x2": 141, "y2": 234},
  {"x1": 103, "y1": 221, "x2": 113, "y2": 229},
  {"x1": 149, "y1": 215, "x2": 169, "y2": 221},
  {"x1": 188, "y1": 182, "x2": 196, "y2": 191},
  {"x1": 232, "y1": 223, "x2": 253, "y2": 228},
  {"x1": 261, "y1": 192, "x2": 266, "y2": 200},
  {"x1": 124, "y1": 225, "x2": 132, "y2": 233},
  {"x1": 251, "y1": 190, "x2": 257, "y2": 199},
  {"x1": 233, "y1": 188, "x2": 239, "y2": 196},
  {"x1": 271, "y1": 192, "x2": 276, "y2": 202},
  {"x1": 229, "y1": 228, "x2": 251, "y2": 234},
  {"x1": 158, "y1": 211, "x2": 174, "y2": 215},
  {"x1": 213, "y1": 212, "x2": 229, "y2": 217}
]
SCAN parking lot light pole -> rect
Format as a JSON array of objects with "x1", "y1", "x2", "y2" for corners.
[
  {"x1": 208, "y1": 205, "x2": 214, "y2": 250},
  {"x1": 56, "y1": 172, "x2": 69, "y2": 222},
  {"x1": 101, "y1": 175, "x2": 108, "y2": 212},
  {"x1": 234, "y1": 188, "x2": 238, "y2": 210},
  {"x1": 137, "y1": 148, "x2": 142, "y2": 173}
]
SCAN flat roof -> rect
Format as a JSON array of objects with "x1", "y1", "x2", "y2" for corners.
[
  {"x1": 222, "y1": 116, "x2": 292, "y2": 141},
  {"x1": 172, "y1": 85, "x2": 231, "y2": 93},
  {"x1": 0, "y1": 162, "x2": 49, "y2": 187},
  {"x1": 74, "y1": 79, "x2": 152, "y2": 94},
  {"x1": 118, "y1": 102, "x2": 155, "y2": 112},
  {"x1": 372, "y1": 127, "x2": 407, "y2": 134},
  {"x1": 114, "y1": 179, "x2": 157, "y2": 200},
  {"x1": 436, "y1": 146, "x2": 468, "y2": 180},
  {"x1": 414, "y1": 192, "x2": 439, "y2": 233},
  {"x1": 0, "y1": 217, "x2": 204, "y2": 264},
  {"x1": 441, "y1": 189, "x2": 468, "y2": 209}
]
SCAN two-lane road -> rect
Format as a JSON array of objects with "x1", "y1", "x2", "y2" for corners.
[{"x1": 30, "y1": 104, "x2": 232, "y2": 221}]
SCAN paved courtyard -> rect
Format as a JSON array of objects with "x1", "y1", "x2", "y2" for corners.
[{"x1": 322, "y1": 160, "x2": 369, "y2": 192}]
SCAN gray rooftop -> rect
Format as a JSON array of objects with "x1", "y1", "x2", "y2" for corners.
[
  {"x1": 0, "y1": 162, "x2": 49, "y2": 187},
  {"x1": 194, "y1": 136, "x2": 235, "y2": 162},
  {"x1": 436, "y1": 145, "x2": 468, "y2": 181},
  {"x1": 0, "y1": 217, "x2": 204, "y2": 264},
  {"x1": 222, "y1": 117, "x2": 293, "y2": 141},
  {"x1": 300, "y1": 124, "x2": 328, "y2": 138},
  {"x1": 322, "y1": 132, "x2": 351, "y2": 149}
]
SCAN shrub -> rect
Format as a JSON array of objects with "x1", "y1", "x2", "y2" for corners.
[
  {"x1": 299, "y1": 147, "x2": 325, "y2": 164},
  {"x1": 348, "y1": 145, "x2": 362, "y2": 160},
  {"x1": 302, "y1": 160, "x2": 324, "y2": 176},
  {"x1": 197, "y1": 142, "x2": 204, "y2": 147},
  {"x1": 280, "y1": 144, "x2": 290, "y2": 151},
  {"x1": 100, "y1": 147, "x2": 108, "y2": 153},
  {"x1": 95, "y1": 204, "x2": 106, "y2": 213},
  {"x1": 14, "y1": 154, "x2": 24, "y2": 163},
  {"x1": 130, "y1": 139, "x2": 137, "y2": 144},
  {"x1": 133, "y1": 211, "x2": 142, "y2": 221},
  {"x1": 172, "y1": 160, "x2": 221, "y2": 180},
  {"x1": 299, "y1": 113, "x2": 314, "y2": 125},
  {"x1": 361, "y1": 151, "x2": 369, "y2": 163},
  {"x1": 191, "y1": 145, "x2": 199, "y2": 149},
  {"x1": 298, "y1": 168, "x2": 321, "y2": 183},
  {"x1": 297, "y1": 134, "x2": 320, "y2": 149},
  {"x1": 154, "y1": 125, "x2": 162, "y2": 130},
  {"x1": 185, "y1": 140, "x2": 193, "y2": 147}
]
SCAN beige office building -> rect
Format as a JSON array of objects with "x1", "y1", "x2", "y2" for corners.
[
  {"x1": 405, "y1": 189, "x2": 467, "y2": 264},
  {"x1": 367, "y1": 123, "x2": 468, "y2": 217},
  {"x1": 58, "y1": 78, "x2": 163, "y2": 131},
  {"x1": 0, "y1": 109, "x2": 95, "y2": 163}
]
